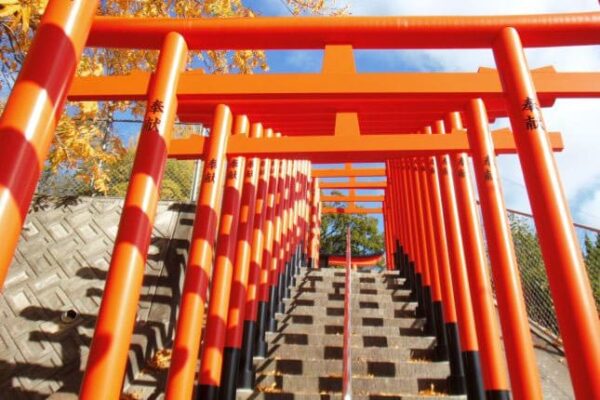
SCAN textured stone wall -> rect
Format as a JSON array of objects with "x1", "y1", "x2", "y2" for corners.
[{"x1": 0, "y1": 197, "x2": 194, "y2": 399}]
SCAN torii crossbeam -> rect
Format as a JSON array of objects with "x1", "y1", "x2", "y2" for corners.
[{"x1": 0, "y1": 4, "x2": 598, "y2": 400}]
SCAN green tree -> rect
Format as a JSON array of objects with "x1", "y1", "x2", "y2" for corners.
[
  {"x1": 583, "y1": 233, "x2": 600, "y2": 309},
  {"x1": 320, "y1": 195, "x2": 384, "y2": 257},
  {"x1": 508, "y1": 213, "x2": 559, "y2": 334}
]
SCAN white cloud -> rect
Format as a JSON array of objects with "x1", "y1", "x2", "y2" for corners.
[
  {"x1": 348, "y1": 0, "x2": 598, "y2": 16},
  {"x1": 346, "y1": 0, "x2": 600, "y2": 227}
]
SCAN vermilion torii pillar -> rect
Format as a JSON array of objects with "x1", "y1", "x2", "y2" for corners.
[
  {"x1": 198, "y1": 116, "x2": 248, "y2": 400},
  {"x1": 80, "y1": 32, "x2": 187, "y2": 400},
  {"x1": 266, "y1": 158, "x2": 289, "y2": 331},
  {"x1": 419, "y1": 147, "x2": 454, "y2": 366},
  {"x1": 493, "y1": 28, "x2": 600, "y2": 399},
  {"x1": 461, "y1": 102, "x2": 514, "y2": 399},
  {"x1": 255, "y1": 149, "x2": 282, "y2": 353},
  {"x1": 221, "y1": 123, "x2": 263, "y2": 400},
  {"x1": 277, "y1": 160, "x2": 295, "y2": 308},
  {"x1": 0, "y1": 0, "x2": 99, "y2": 287},
  {"x1": 397, "y1": 160, "x2": 418, "y2": 292},
  {"x1": 238, "y1": 128, "x2": 273, "y2": 389},
  {"x1": 308, "y1": 178, "x2": 321, "y2": 269},
  {"x1": 403, "y1": 158, "x2": 427, "y2": 320},
  {"x1": 434, "y1": 120, "x2": 485, "y2": 398},
  {"x1": 383, "y1": 197, "x2": 393, "y2": 270},
  {"x1": 165, "y1": 105, "x2": 232, "y2": 400},
  {"x1": 410, "y1": 155, "x2": 437, "y2": 336}
]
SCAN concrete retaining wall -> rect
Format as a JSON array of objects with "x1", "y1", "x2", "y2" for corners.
[{"x1": 0, "y1": 197, "x2": 194, "y2": 399}]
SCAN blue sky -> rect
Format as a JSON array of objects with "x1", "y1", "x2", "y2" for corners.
[
  {"x1": 4, "y1": 1, "x2": 597, "y2": 231},
  {"x1": 235, "y1": 0, "x2": 600, "y2": 230}
]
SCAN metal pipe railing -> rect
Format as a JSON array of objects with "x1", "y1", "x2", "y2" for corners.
[
  {"x1": 505, "y1": 206, "x2": 600, "y2": 234},
  {"x1": 343, "y1": 227, "x2": 352, "y2": 400}
]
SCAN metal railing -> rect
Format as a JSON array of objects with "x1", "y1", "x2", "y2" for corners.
[{"x1": 343, "y1": 227, "x2": 352, "y2": 400}]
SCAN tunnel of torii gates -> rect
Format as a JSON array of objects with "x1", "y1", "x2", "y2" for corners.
[{"x1": 0, "y1": 3, "x2": 600, "y2": 400}]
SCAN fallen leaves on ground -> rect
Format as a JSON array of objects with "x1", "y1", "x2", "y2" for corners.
[{"x1": 148, "y1": 348, "x2": 172, "y2": 370}]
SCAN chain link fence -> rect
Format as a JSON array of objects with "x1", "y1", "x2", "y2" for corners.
[
  {"x1": 33, "y1": 123, "x2": 205, "y2": 206},
  {"x1": 507, "y1": 209, "x2": 600, "y2": 345}
]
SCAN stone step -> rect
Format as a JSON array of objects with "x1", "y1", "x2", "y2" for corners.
[
  {"x1": 295, "y1": 275, "x2": 405, "y2": 284},
  {"x1": 279, "y1": 305, "x2": 416, "y2": 319},
  {"x1": 243, "y1": 268, "x2": 454, "y2": 400},
  {"x1": 296, "y1": 268, "x2": 403, "y2": 278},
  {"x1": 237, "y1": 392, "x2": 463, "y2": 400},
  {"x1": 275, "y1": 313, "x2": 426, "y2": 329},
  {"x1": 255, "y1": 358, "x2": 450, "y2": 378},
  {"x1": 265, "y1": 344, "x2": 435, "y2": 362},
  {"x1": 284, "y1": 292, "x2": 414, "y2": 304},
  {"x1": 290, "y1": 286, "x2": 412, "y2": 296},
  {"x1": 283, "y1": 298, "x2": 417, "y2": 313},
  {"x1": 272, "y1": 322, "x2": 427, "y2": 337},
  {"x1": 253, "y1": 374, "x2": 449, "y2": 395},
  {"x1": 265, "y1": 332, "x2": 434, "y2": 348},
  {"x1": 294, "y1": 281, "x2": 409, "y2": 291}
]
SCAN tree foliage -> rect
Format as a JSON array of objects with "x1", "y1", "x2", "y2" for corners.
[
  {"x1": 583, "y1": 233, "x2": 600, "y2": 308},
  {"x1": 0, "y1": 0, "x2": 347, "y2": 194},
  {"x1": 320, "y1": 194, "x2": 384, "y2": 257},
  {"x1": 508, "y1": 214, "x2": 600, "y2": 335},
  {"x1": 508, "y1": 214, "x2": 557, "y2": 332},
  {"x1": 107, "y1": 145, "x2": 196, "y2": 202}
]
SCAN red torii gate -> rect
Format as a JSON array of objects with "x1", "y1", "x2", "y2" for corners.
[
  {"x1": 0, "y1": 3, "x2": 598, "y2": 400},
  {"x1": 327, "y1": 254, "x2": 385, "y2": 268}
]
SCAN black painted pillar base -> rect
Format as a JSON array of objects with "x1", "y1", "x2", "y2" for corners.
[
  {"x1": 485, "y1": 390, "x2": 511, "y2": 400},
  {"x1": 395, "y1": 241, "x2": 405, "y2": 277},
  {"x1": 422, "y1": 286, "x2": 436, "y2": 336},
  {"x1": 238, "y1": 320, "x2": 257, "y2": 389},
  {"x1": 284, "y1": 259, "x2": 292, "y2": 301},
  {"x1": 398, "y1": 254, "x2": 407, "y2": 285},
  {"x1": 220, "y1": 347, "x2": 241, "y2": 400},
  {"x1": 414, "y1": 273, "x2": 425, "y2": 317},
  {"x1": 445, "y1": 322, "x2": 467, "y2": 395},
  {"x1": 267, "y1": 285, "x2": 279, "y2": 332},
  {"x1": 307, "y1": 257, "x2": 314, "y2": 270},
  {"x1": 283, "y1": 259, "x2": 291, "y2": 300},
  {"x1": 462, "y1": 351, "x2": 485, "y2": 400},
  {"x1": 290, "y1": 249, "x2": 299, "y2": 288},
  {"x1": 277, "y1": 269, "x2": 287, "y2": 314},
  {"x1": 447, "y1": 374, "x2": 467, "y2": 397},
  {"x1": 319, "y1": 255, "x2": 329, "y2": 269},
  {"x1": 432, "y1": 301, "x2": 449, "y2": 361},
  {"x1": 267, "y1": 312, "x2": 278, "y2": 332},
  {"x1": 296, "y1": 246, "x2": 303, "y2": 269},
  {"x1": 400, "y1": 252, "x2": 407, "y2": 277},
  {"x1": 197, "y1": 384, "x2": 219, "y2": 400},
  {"x1": 255, "y1": 301, "x2": 269, "y2": 357},
  {"x1": 399, "y1": 248, "x2": 406, "y2": 276},
  {"x1": 408, "y1": 262, "x2": 417, "y2": 300}
]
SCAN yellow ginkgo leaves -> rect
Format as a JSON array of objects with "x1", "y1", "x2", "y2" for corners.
[
  {"x1": 0, "y1": 0, "x2": 48, "y2": 31},
  {"x1": 1, "y1": 0, "x2": 347, "y2": 196}
]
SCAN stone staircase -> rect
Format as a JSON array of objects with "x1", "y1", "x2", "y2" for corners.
[{"x1": 239, "y1": 267, "x2": 466, "y2": 399}]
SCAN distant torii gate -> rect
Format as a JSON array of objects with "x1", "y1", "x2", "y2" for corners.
[
  {"x1": 313, "y1": 164, "x2": 391, "y2": 265},
  {"x1": 0, "y1": 3, "x2": 598, "y2": 400}
]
